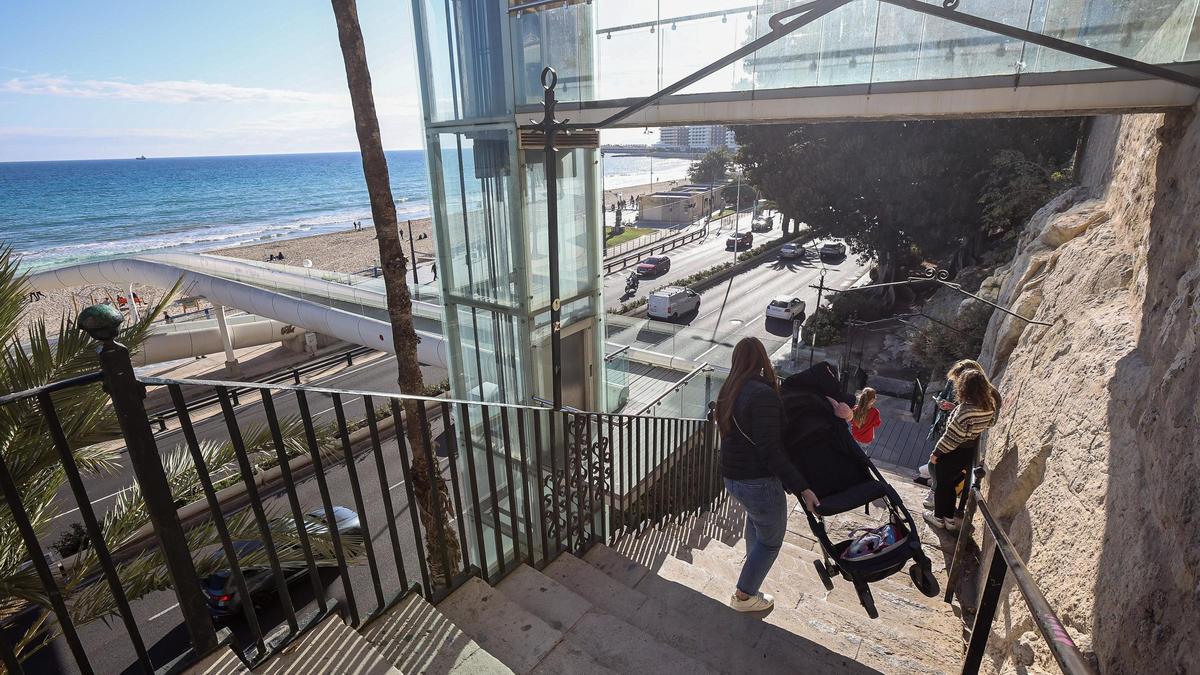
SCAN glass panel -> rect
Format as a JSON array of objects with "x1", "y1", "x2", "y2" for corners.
[
  {"x1": 594, "y1": 1, "x2": 661, "y2": 99},
  {"x1": 906, "y1": 0, "x2": 1027, "y2": 82},
  {"x1": 659, "y1": 0, "x2": 758, "y2": 94},
  {"x1": 417, "y1": 0, "x2": 460, "y2": 122},
  {"x1": 813, "y1": 1, "x2": 881, "y2": 86},
  {"x1": 749, "y1": 0, "x2": 825, "y2": 90},
  {"x1": 455, "y1": 306, "x2": 521, "y2": 403},
  {"x1": 438, "y1": 130, "x2": 520, "y2": 308},
  {"x1": 1027, "y1": 0, "x2": 1199, "y2": 74},
  {"x1": 509, "y1": 2, "x2": 595, "y2": 107},
  {"x1": 524, "y1": 148, "x2": 602, "y2": 312}
]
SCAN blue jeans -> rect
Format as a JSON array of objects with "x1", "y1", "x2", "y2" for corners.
[{"x1": 724, "y1": 477, "x2": 787, "y2": 596}]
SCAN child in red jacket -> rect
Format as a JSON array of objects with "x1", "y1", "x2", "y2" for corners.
[{"x1": 850, "y1": 387, "x2": 881, "y2": 445}]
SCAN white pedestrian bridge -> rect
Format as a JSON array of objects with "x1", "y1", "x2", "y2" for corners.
[{"x1": 501, "y1": 0, "x2": 1200, "y2": 127}]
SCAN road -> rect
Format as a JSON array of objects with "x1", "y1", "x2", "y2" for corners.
[
  {"x1": 608, "y1": 238, "x2": 870, "y2": 367},
  {"x1": 604, "y1": 211, "x2": 789, "y2": 310}
]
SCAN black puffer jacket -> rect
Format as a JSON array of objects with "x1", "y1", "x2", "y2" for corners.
[
  {"x1": 719, "y1": 376, "x2": 811, "y2": 495},
  {"x1": 780, "y1": 363, "x2": 868, "y2": 498}
]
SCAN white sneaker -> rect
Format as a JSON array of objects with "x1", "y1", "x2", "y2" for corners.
[
  {"x1": 730, "y1": 591, "x2": 774, "y2": 612},
  {"x1": 922, "y1": 490, "x2": 934, "y2": 510},
  {"x1": 922, "y1": 510, "x2": 946, "y2": 529}
]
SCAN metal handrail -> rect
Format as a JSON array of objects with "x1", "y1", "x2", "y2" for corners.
[
  {"x1": 0, "y1": 370, "x2": 103, "y2": 406},
  {"x1": 949, "y1": 467, "x2": 1097, "y2": 675}
]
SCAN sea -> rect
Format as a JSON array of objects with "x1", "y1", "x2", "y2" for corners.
[{"x1": 0, "y1": 150, "x2": 692, "y2": 272}]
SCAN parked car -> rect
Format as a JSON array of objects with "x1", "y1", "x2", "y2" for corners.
[
  {"x1": 647, "y1": 286, "x2": 701, "y2": 321},
  {"x1": 779, "y1": 242, "x2": 805, "y2": 259},
  {"x1": 819, "y1": 241, "x2": 847, "y2": 258},
  {"x1": 765, "y1": 296, "x2": 807, "y2": 321},
  {"x1": 200, "y1": 507, "x2": 362, "y2": 621},
  {"x1": 636, "y1": 255, "x2": 671, "y2": 276},
  {"x1": 726, "y1": 232, "x2": 754, "y2": 250}
]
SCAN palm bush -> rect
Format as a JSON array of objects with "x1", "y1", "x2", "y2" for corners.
[{"x1": 0, "y1": 245, "x2": 349, "y2": 664}]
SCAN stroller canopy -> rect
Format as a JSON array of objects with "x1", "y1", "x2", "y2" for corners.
[{"x1": 781, "y1": 363, "x2": 871, "y2": 500}]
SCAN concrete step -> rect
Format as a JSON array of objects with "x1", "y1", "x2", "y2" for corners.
[
  {"x1": 359, "y1": 591, "x2": 512, "y2": 675},
  {"x1": 187, "y1": 613, "x2": 400, "y2": 675},
  {"x1": 582, "y1": 545, "x2": 873, "y2": 674},
  {"x1": 671, "y1": 546, "x2": 962, "y2": 675},
  {"x1": 437, "y1": 576, "x2": 564, "y2": 674}
]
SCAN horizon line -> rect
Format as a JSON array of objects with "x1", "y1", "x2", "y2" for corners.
[{"x1": 0, "y1": 147, "x2": 429, "y2": 164}]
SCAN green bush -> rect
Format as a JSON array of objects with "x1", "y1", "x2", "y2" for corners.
[
  {"x1": 802, "y1": 307, "x2": 845, "y2": 347},
  {"x1": 51, "y1": 523, "x2": 89, "y2": 558},
  {"x1": 908, "y1": 300, "x2": 996, "y2": 375}
]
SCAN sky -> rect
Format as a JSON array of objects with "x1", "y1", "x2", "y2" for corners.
[
  {"x1": 0, "y1": 1, "x2": 427, "y2": 162},
  {"x1": 0, "y1": 2, "x2": 666, "y2": 162}
]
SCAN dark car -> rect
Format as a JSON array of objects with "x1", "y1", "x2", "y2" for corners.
[
  {"x1": 726, "y1": 232, "x2": 754, "y2": 250},
  {"x1": 636, "y1": 255, "x2": 671, "y2": 276},
  {"x1": 200, "y1": 507, "x2": 362, "y2": 620},
  {"x1": 820, "y1": 241, "x2": 847, "y2": 259}
]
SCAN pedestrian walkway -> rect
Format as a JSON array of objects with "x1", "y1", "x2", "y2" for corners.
[{"x1": 863, "y1": 395, "x2": 930, "y2": 472}]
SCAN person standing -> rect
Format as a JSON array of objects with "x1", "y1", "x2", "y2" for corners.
[
  {"x1": 924, "y1": 369, "x2": 1000, "y2": 531},
  {"x1": 716, "y1": 337, "x2": 819, "y2": 612},
  {"x1": 431, "y1": 262, "x2": 437, "y2": 281},
  {"x1": 850, "y1": 387, "x2": 881, "y2": 445}
]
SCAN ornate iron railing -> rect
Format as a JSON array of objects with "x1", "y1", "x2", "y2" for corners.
[{"x1": 0, "y1": 331, "x2": 717, "y2": 674}]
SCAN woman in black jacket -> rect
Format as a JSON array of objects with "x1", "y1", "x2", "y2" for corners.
[{"x1": 716, "y1": 338, "x2": 819, "y2": 612}]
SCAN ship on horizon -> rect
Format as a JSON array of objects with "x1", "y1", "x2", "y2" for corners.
[{"x1": 135, "y1": 155, "x2": 147, "y2": 160}]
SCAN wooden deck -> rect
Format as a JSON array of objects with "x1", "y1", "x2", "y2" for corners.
[{"x1": 861, "y1": 396, "x2": 934, "y2": 472}]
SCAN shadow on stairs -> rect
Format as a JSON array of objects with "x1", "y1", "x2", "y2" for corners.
[{"x1": 187, "y1": 465, "x2": 963, "y2": 674}]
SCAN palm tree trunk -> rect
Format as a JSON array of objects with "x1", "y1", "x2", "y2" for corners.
[{"x1": 329, "y1": 0, "x2": 460, "y2": 581}]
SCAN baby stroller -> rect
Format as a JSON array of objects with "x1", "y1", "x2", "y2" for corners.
[{"x1": 781, "y1": 364, "x2": 940, "y2": 618}]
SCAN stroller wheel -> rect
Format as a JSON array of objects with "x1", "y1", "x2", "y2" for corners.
[
  {"x1": 855, "y1": 583, "x2": 879, "y2": 619},
  {"x1": 813, "y1": 560, "x2": 835, "y2": 591},
  {"x1": 909, "y1": 563, "x2": 941, "y2": 598}
]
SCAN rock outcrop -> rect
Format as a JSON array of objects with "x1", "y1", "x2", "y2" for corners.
[{"x1": 973, "y1": 110, "x2": 1199, "y2": 674}]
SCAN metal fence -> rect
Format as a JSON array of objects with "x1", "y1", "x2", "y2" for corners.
[{"x1": 0, "y1": 332, "x2": 718, "y2": 674}]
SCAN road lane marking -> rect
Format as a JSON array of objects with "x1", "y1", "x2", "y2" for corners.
[
  {"x1": 53, "y1": 489, "x2": 127, "y2": 520},
  {"x1": 389, "y1": 480, "x2": 406, "y2": 491},
  {"x1": 149, "y1": 603, "x2": 179, "y2": 621}
]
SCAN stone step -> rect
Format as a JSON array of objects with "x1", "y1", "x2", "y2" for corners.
[
  {"x1": 359, "y1": 591, "x2": 512, "y2": 675},
  {"x1": 499, "y1": 560, "x2": 726, "y2": 674},
  {"x1": 581, "y1": 545, "x2": 873, "y2": 673},
  {"x1": 437, "y1": 576, "x2": 564, "y2": 674},
  {"x1": 666, "y1": 550, "x2": 961, "y2": 675},
  {"x1": 200, "y1": 613, "x2": 400, "y2": 675}
]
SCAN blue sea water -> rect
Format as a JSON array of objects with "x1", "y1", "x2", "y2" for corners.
[{"x1": 0, "y1": 151, "x2": 692, "y2": 271}]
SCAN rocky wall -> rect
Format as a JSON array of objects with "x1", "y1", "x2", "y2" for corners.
[{"x1": 973, "y1": 109, "x2": 1199, "y2": 674}]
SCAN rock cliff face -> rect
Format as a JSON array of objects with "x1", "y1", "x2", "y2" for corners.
[{"x1": 974, "y1": 110, "x2": 1199, "y2": 674}]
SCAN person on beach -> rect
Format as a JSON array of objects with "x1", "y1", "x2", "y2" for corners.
[
  {"x1": 924, "y1": 369, "x2": 1000, "y2": 531},
  {"x1": 850, "y1": 387, "x2": 881, "y2": 445},
  {"x1": 716, "y1": 337, "x2": 819, "y2": 613}
]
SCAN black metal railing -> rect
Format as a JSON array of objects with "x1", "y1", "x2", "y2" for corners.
[
  {"x1": 946, "y1": 467, "x2": 1097, "y2": 675},
  {"x1": 603, "y1": 226, "x2": 709, "y2": 275},
  {"x1": 146, "y1": 345, "x2": 374, "y2": 430},
  {"x1": 0, "y1": 332, "x2": 719, "y2": 674}
]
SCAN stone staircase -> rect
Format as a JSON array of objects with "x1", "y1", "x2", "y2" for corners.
[{"x1": 189, "y1": 463, "x2": 965, "y2": 674}]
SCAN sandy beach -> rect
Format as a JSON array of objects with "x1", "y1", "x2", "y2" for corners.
[
  {"x1": 603, "y1": 178, "x2": 690, "y2": 205},
  {"x1": 16, "y1": 218, "x2": 438, "y2": 336}
]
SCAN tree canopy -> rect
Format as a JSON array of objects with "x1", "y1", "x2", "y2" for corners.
[
  {"x1": 688, "y1": 147, "x2": 734, "y2": 184},
  {"x1": 734, "y1": 118, "x2": 1081, "y2": 278}
]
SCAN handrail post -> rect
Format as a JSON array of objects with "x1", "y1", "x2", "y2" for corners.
[
  {"x1": 77, "y1": 305, "x2": 220, "y2": 659},
  {"x1": 962, "y1": 547, "x2": 1007, "y2": 674},
  {"x1": 945, "y1": 465, "x2": 986, "y2": 603}
]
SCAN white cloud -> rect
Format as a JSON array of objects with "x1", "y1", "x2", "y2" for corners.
[{"x1": 0, "y1": 74, "x2": 341, "y2": 104}]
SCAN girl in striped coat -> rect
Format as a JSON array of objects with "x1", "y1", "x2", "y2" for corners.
[{"x1": 923, "y1": 369, "x2": 1000, "y2": 531}]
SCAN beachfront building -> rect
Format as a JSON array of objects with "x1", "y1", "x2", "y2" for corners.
[
  {"x1": 638, "y1": 184, "x2": 718, "y2": 223},
  {"x1": 658, "y1": 125, "x2": 737, "y2": 151}
]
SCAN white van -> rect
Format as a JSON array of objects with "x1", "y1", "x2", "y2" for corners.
[{"x1": 647, "y1": 286, "x2": 700, "y2": 321}]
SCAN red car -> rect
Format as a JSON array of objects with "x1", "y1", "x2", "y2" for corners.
[
  {"x1": 636, "y1": 255, "x2": 671, "y2": 276},
  {"x1": 726, "y1": 232, "x2": 753, "y2": 250}
]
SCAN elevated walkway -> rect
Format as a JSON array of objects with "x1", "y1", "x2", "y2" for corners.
[{"x1": 510, "y1": 0, "x2": 1200, "y2": 127}]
